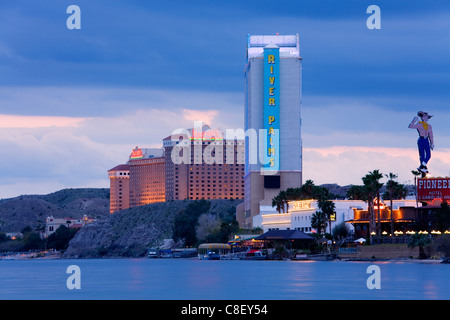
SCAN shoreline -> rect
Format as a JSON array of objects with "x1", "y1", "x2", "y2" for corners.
[{"x1": 2, "y1": 253, "x2": 448, "y2": 264}]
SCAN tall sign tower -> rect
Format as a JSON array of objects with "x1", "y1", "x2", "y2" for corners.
[{"x1": 237, "y1": 34, "x2": 303, "y2": 228}]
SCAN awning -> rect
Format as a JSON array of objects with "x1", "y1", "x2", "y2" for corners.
[
  {"x1": 228, "y1": 236, "x2": 260, "y2": 243},
  {"x1": 255, "y1": 230, "x2": 314, "y2": 241},
  {"x1": 198, "y1": 243, "x2": 231, "y2": 250}
]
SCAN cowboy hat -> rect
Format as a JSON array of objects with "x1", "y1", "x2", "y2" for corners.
[{"x1": 417, "y1": 111, "x2": 433, "y2": 119}]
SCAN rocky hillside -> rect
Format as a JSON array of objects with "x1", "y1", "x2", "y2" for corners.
[
  {"x1": 0, "y1": 188, "x2": 110, "y2": 233},
  {"x1": 63, "y1": 199, "x2": 242, "y2": 258}
]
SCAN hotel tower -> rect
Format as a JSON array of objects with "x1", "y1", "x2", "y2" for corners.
[{"x1": 236, "y1": 34, "x2": 303, "y2": 228}]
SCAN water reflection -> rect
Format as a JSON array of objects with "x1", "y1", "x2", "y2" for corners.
[{"x1": 0, "y1": 259, "x2": 449, "y2": 300}]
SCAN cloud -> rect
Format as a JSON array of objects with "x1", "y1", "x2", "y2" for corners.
[
  {"x1": 0, "y1": 87, "x2": 448, "y2": 199},
  {"x1": 0, "y1": 94, "x2": 241, "y2": 199},
  {"x1": 182, "y1": 109, "x2": 219, "y2": 125},
  {"x1": 0, "y1": 114, "x2": 87, "y2": 128},
  {"x1": 303, "y1": 146, "x2": 450, "y2": 187},
  {"x1": 302, "y1": 95, "x2": 450, "y2": 149}
]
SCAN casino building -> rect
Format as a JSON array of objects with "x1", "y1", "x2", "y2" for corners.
[
  {"x1": 236, "y1": 34, "x2": 303, "y2": 228},
  {"x1": 108, "y1": 125, "x2": 245, "y2": 213},
  {"x1": 108, "y1": 164, "x2": 130, "y2": 213},
  {"x1": 163, "y1": 125, "x2": 245, "y2": 201},
  {"x1": 128, "y1": 147, "x2": 166, "y2": 208}
]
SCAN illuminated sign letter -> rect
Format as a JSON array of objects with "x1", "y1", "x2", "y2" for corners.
[
  {"x1": 268, "y1": 116, "x2": 275, "y2": 124},
  {"x1": 263, "y1": 45, "x2": 280, "y2": 173}
]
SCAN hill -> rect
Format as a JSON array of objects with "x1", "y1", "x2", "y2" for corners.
[
  {"x1": 0, "y1": 188, "x2": 110, "y2": 233},
  {"x1": 63, "y1": 199, "x2": 242, "y2": 258}
]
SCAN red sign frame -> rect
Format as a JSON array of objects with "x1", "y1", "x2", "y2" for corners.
[{"x1": 417, "y1": 178, "x2": 450, "y2": 202}]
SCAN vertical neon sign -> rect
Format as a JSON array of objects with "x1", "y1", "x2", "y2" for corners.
[{"x1": 263, "y1": 45, "x2": 280, "y2": 172}]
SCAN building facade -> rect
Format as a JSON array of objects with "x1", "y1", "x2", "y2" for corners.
[
  {"x1": 128, "y1": 147, "x2": 165, "y2": 208},
  {"x1": 254, "y1": 199, "x2": 419, "y2": 237},
  {"x1": 44, "y1": 215, "x2": 95, "y2": 237},
  {"x1": 237, "y1": 34, "x2": 303, "y2": 228},
  {"x1": 109, "y1": 126, "x2": 245, "y2": 213},
  {"x1": 108, "y1": 164, "x2": 130, "y2": 213},
  {"x1": 163, "y1": 125, "x2": 245, "y2": 201}
]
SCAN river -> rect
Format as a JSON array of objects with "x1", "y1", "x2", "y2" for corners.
[{"x1": 0, "y1": 258, "x2": 449, "y2": 300}]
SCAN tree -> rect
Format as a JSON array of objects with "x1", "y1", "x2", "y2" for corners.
[
  {"x1": 21, "y1": 232, "x2": 45, "y2": 251},
  {"x1": 346, "y1": 185, "x2": 367, "y2": 201},
  {"x1": 279, "y1": 190, "x2": 289, "y2": 213},
  {"x1": 300, "y1": 180, "x2": 315, "y2": 199},
  {"x1": 384, "y1": 173, "x2": 408, "y2": 234},
  {"x1": 434, "y1": 234, "x2": 450, "y2": 259},
  {"x1": 318, "y1": 199, "x2": 336, "y2": 235},
  {"x1": 272, "y1": 180, "x2": 335, "y2": 214},
  {"x1": 435, "y1": 201, "x2": 450, "y2": 232},
  {"x1": 311, "y1": 211, "x2": 327, "y2": 235},
  {"x1": 46, "y1": 225, "x2": 78, "y2": 250},
  {"x1": 21, "y1": 226, "x2": 33, "y2": 234},
  {"x1": 411, "y1": 170, "x2": 422, "y2": 204},
  {"x1": 362, "y1": 170, "x2": 383, "y2": 238},
  {"x1": 0, "y1": 232, "x2": 8, "y2": 243},
  {"x1": 332, "y1": 222, "x2": 350, "y2": 241},
  {"x1": 408, "y1": 233, "x2": 431, "y2": 259},
  {"x1": 173, "y1": 200, "x2": 212, "y2": 247},
  {"x1": 196, "y1": 214, "x2": 221, "y2": 242},
  {"x1": 272, "y1": 195, "x2": 284, "y2": 214}
]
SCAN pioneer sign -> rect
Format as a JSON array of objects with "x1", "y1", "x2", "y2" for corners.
[{"x1": 417, "y1": 178, "x2": 450, "y2": 202}]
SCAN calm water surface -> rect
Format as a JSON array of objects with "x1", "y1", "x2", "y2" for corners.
[{"x1": 0, "y1": 259, "x2": 449, "y2": 300}]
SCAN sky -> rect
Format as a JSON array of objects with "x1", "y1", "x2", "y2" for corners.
[{"x1": 0, "y1": 0, "x2": 450, "y2": 198}]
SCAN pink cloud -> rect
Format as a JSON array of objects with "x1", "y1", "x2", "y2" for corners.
[
  {"x1": 182, "y1": 109, "x2": 219, "y2": 126},
  {"x1": 303, "y1": 146, "x2": 450, "y2": 186},
  {"x1": 0, "y1": 114, "x2": 88, "y2": 128}
]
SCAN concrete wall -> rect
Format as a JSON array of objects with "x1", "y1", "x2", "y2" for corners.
[{"x1": 351, "y1": 245, "x2": 420, "y2": 259}]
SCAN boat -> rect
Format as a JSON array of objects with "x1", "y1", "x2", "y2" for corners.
[
  {"x1": 243, "y1": 249, "x2": 267, "y2": 260},
  {"x1": 147, "y1": 248, "x2": 159, "y2": 258},
  {"x1": 293, "y1": 253, "x2": 334, "y2": 261},
  {"x1": 159, "y1": 250, "x2": 173, "y2": 258},
  {"x1": 197, "y1": 243, "x2": 231, "y2": 260},
  {"x1": 199, "y1": 251, "x2": 221, "y2": 260}
]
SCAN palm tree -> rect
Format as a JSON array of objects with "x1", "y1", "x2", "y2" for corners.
[
  {"x1": 384, "y1": 173, "x2": 408, "y2": 234},
  {"x1": 279, "y1": 190, "x2": 289, "y2": 213},
  {"x1": 318, "y1": 199, "x2": 336, "y2": 235},
  {"x1": 272, "y1": 195, "x2": 284, "y2": 213},
  {"x1": 285, "y1": 187, "x2": 300, "y2": 201},
  {"x1": 411, "y1": 169, "x2": 422, "y2": 222},
  {"x1": 362, "y1": 170, "x2": 383, "y2": 238},
  {"x1": 346, "y1": 185, "x2": 367, "y2": 201},
  {"x1": 300, "y1": 180, "x2": 315, "y2": 199},
  {"x1": 408, "y1": 233, "x2": 430, "y2": 259},
  {"x1": 311, "y1": 210, "x2": 327, "y2": 235}
]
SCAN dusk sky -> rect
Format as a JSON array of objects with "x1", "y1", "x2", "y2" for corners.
[{"x1": 1, "y1": 0, "x2": 450, "y2": 198}]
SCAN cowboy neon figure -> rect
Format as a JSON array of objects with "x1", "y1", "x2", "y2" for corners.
[{"x1": 408, "y1": 111, "x2": 434, "y2": 174}]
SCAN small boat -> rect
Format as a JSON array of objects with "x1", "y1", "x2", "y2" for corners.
[
  {"x1": 197, "y1": 243, "x2": 231, "y2": 260},
  {"x1": 159, "y1": 250, "x2": 173, "y2": 258},
  {"x1": 199, "y1": 251, "x2": 221, "y2": 260},
  {"x1": 147, "y1": 248, "x2": 159, "y2": 258},
  {"x1": 293, "y1": 253, "x2": 334, "y2": 261},
  {"x1": 243, "y1": 249, "x2": 267, "y2": 260}
]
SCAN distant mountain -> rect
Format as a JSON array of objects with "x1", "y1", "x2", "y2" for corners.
[
  {"x1": 319, "y1": 184, "x2": 352, "y2": 198},
  {"x1": 0, "y1": 188, "x2": 110, "y2": 233},
  {"x1": 319, "y1": 183, "x2": 416, "y2": 199}
]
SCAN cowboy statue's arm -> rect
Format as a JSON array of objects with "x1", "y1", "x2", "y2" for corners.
[
  {"x1": 429, "y1": 125, "x2": 434, "y2": 150},
  {"x1": 408, "y1": 116, "x2": 419, "y2": 129}
]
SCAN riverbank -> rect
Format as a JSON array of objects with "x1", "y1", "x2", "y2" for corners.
[
  {"x1": 2, "y1": 251, "x2": 448, "y2": 264},
  {"x1": 0, "y1": 250, "x2": 62, "y2": 260}
]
